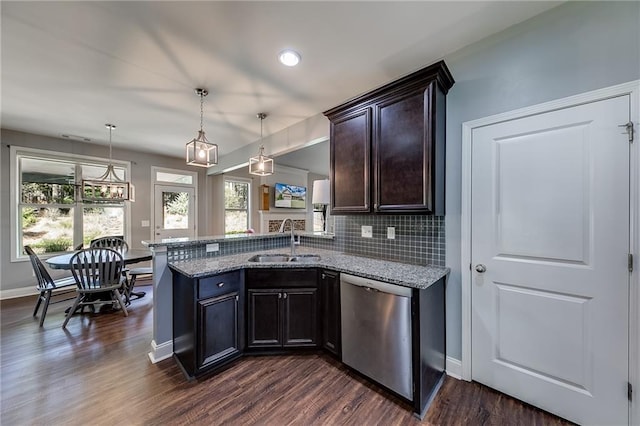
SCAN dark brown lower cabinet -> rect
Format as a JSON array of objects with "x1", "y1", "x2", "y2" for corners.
[
  {"x1": 320, "y1": 270, "x2": 340, "y2": 356},
  {"x1": 245, "y1": 268, "x2": 319, "y2": 350},
  {"x1": 247, "y1": 287, "x2": 318, "y2": 349},
  {"x1": 198, "y1": 291, "x2": 241, "y2": 367},
  {"x1": 172, "y1": 269, "x2": 244, "y2": 379},
  {"x1": 283, "y1": 288, "x2": 317, "y2": 347}
]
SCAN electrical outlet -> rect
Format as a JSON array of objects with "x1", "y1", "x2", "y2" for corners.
[
  {"x1": 361, "y1": 225, "x2": 373, "y2": 238},
  {"x1": 206, "y1": 243, "x2": 220, "y2": 253},
  {"x1": 387, "y1": 227, "x2": 395, "y2": 239}
]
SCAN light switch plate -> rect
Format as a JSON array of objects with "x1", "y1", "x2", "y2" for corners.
[
  {"x1": 387, "y1": 227, "x2": 395, "y2": 240},
  {"x1": 141, "y1": 220, "x2": 150, "y2": 227},
  {"x1": 361, "y1": 225, "x2": 373, "y2": 238},
  {"x1": 206, "y1": 243, "x2": 220, "y2": 253}
]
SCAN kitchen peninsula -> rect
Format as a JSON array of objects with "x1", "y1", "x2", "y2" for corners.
[{"x1": 143, "y1": 231, "x2": 448, "y2": 417}]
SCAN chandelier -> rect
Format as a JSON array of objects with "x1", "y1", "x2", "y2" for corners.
[
  {"x1": 249, "y1": 113, "x2": 274, "y2": 176},
  {"x1": 82, "y1": 124, "x2": 131, "y2": 201},
  {"x1": 186, "y1": 88, "x2": 218, "y2": 167}
]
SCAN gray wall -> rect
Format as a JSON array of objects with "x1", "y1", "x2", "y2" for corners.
[
  {"x1": 0, "y1": 129, "x2": 209, "y2": 292},
  {"x1": 443, "y1": 1, "x2": 640, "y2": 359}
]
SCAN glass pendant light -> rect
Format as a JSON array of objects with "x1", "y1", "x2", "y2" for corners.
[
  {"x1": 186, "y1": 88, "x2": 218, "y2": 167},
  {"x1": 82, "y1": 124, "x2": 131, "y2": 201},
  {"x1": 249, "y1": 113, "x2": 274, "y2": 176}
]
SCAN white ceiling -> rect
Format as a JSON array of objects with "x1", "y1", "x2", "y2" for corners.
[{"x1": 1, "y1": 1, "x2": 561, "y2": 164}]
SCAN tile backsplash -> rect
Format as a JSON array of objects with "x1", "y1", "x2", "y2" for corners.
[
  {"x1": 167, "y1": 215, "x2": 444, "y2": 267},
  {"x1": 300, "y1": 215, "x2": 445, "y2": 267}
]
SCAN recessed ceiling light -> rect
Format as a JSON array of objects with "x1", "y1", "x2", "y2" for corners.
[{"x1": 278, "y1": 49, "x2": 301, "y2": 67}]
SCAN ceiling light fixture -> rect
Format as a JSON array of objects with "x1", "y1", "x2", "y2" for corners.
[
  {"x1": 82, "y1": 124, "x2": 131, "y2": 201},
  {"x1": 249, "y1": 113, "x2": 274, "y2": 176},
  {"x1": 278, "y1": 49, "x2": 301, "y2": 67},
  {"x1": 186, "y1": 88, "x2": 218, "y2": 167}
]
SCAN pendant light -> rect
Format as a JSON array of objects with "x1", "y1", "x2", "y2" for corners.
[
  {"x1": 186, "y1": 88, "x2": 218, "y2": 167},
  {"x1": 82, "y1": 124, "x2": 131, "y2": 201},
  {"x1": 249, "y1": 113, "x2": 274, "y2": 176}
]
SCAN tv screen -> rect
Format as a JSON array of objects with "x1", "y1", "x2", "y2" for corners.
[{"x1": 274, "y1": 183, "x2": 306, "y2": 208}]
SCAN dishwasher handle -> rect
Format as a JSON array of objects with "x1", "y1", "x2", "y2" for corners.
[{"x1": 340, "y1": 273, "x2": 412, "y2": 298}]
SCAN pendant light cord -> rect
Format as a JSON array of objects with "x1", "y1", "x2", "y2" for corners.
[
  {"x1": 200, "y1": 91, "x2": 204, "y2": 132},
  {"x1": 108, "y1": 124, "x2": 113, "y2": 163}
]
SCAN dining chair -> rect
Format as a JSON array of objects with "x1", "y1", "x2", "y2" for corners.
[
  {"x1": 62, "y1": 248, "x2": 128, "y2": 329},
  {"x1": 25, "y1": 246, "x2": 77, "y2": 327},
  {"x1": 89, "y1": 236, "x2": 128, "y2": 252}
]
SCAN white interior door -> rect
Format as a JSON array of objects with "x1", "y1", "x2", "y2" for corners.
[
  {"x1": 471, "y1": 95, "x2": 630, "y2": 425},
  {"x1": 154, "y1": 184, "x2": 195, "y2": 240}
]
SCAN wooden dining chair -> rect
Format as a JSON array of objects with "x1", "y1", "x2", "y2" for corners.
[
  {"x1": 25, "y1": 246, "x2": 77, "y2": 327},
  {"x1": 62, "y1": 248, "x2": 128, "y2": 329},
  {"x1": 89, "y1": 236, "x2": 128, "y2": 252}
]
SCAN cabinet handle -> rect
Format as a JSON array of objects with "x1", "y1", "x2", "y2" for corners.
[
  {"x1": 217, "y1": 282, "x2": 224, "y2": 288},
  {"x1": 322, "y1": 273, "x2": 326, "y2": 279},
  {"x1": 283, "y1": 293, "x2": 287, "y2": 299},
  {"x1": 278, "y1": 293, "x2": 282, "y2": 299},
  {"x1": 235, "y1": 295, "x2": 239, "y2": 302}
]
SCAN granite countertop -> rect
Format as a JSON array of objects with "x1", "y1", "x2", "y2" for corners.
[
  {"x1": 169, "y1": 247, "x2": 449, "y2": 290},
  {"x1": 142, "y1": 231, "x2": 334, "y2": 248}
]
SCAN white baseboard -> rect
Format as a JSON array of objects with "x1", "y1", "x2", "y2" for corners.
[
  {"x1": 446, "y1": 356, "x2": 463, "y2": 380},
  {"x1": 148, "y1": 339, "x2": 173, "y2": 364},
  {"x1": 1, "y1": 285, "x2": 37, "y2": 300}
]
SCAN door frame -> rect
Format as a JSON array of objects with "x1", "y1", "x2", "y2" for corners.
[
  {"x1": 150, "y1": 166, "x2": 198, "y2": 241},
  {"x1": 460, "y1": 80, "x2": 639, "y2": 422}
]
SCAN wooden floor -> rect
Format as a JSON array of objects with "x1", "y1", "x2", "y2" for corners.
[{"x1": 1, "y1": 280, "x2": 572, "y2": 425}]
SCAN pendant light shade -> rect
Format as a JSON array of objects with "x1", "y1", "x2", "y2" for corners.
[
  {"x1": 249, "y1": 113, "x2": 274, "y2": 176},
  {"x1": 186, "y1": 88, "x2": 218, "y2": 167},
  {"x1": 82, "y1": 124, "x2": 131, "y2": 201}
]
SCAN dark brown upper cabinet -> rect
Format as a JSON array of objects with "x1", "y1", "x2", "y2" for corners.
[{"x1": 324, "y1": 61, "x2": 454, "y2": 215}]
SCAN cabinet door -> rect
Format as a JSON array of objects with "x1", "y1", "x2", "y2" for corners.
[
  {"x1": 374, "y1": 84, "x2": 434, "y2": 213},
  {"x1": 247, "y1": 289, "x2": 282, "y2": 348},
  {"x1": 330, "y1": 108, "x2": 371, "y2": 213},
  {"x1": 198, "y1": 291, "x2": 241, "y2": 369},
  {"x1": 321, "y1": 271, "x2": 341, "y2": 356},
  {"x1": 283, "y1": 288, "x2": 318, "y2": 347}
]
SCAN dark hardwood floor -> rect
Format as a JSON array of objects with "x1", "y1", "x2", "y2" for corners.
[{"x1": 1, "y1": 280, "x2": 572, "y2": 425}]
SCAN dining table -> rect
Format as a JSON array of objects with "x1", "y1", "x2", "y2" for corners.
[
  {"x1": 46, "y1": 248, "x2": 153, "y2": 301},
  {"x1": 46, "y1": 248, "x2": 153, "y2": 270}
]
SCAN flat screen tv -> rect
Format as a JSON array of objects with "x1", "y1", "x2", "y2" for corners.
[{"x1": 274, "y1": 182, "x2": 306, "y2": 208}]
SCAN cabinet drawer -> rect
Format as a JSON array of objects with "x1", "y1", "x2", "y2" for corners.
[
  {"x1": 198, "y1": 270, "x2": 241, "y2": 300},
  {"x1": 246, "y1": 268, "x2": 317, "y2": 289}
]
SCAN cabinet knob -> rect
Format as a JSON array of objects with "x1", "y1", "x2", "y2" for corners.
[
  {"x1": 278, "y1": 293, "x2": 282, "y2": 299},
  {"x1": 217, "y1": 282, "x2": 225, "y2": 288},
  {"x1": 283, "y1": 293, "x2": 287, "y2": 299},
  {"x1": 321, "y1": 273, "x2": 326, "y2": 279}
]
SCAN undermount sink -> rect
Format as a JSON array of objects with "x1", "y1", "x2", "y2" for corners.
[
  {"x1": 288, "y1": 255, "x2": 321, "y2": 263},
  {"x1": 247, "y1": 254, "x2": 321, "y2": 263}
]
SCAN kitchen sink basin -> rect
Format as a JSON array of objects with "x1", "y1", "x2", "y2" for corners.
[
  {"x1": 247, "y1": 254, "x2": 291, "y2": 262},
  {"x1": 288, "y1": 255, "x2": 321, "y2": 263},
  {"x1": 247, "y1": 253, "x2": 321, "y2": 263}
]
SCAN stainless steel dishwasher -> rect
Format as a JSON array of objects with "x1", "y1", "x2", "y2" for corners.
[{"x1": 340, "y1": 273, "x2": 413, "y2": 399}]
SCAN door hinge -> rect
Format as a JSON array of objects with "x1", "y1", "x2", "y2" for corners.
[
  {"x1": 629, "y1": 253, "x2": 634, "y2": 273},
  {"x1": 619, "y1": 122, "x2": 634, "y2": 142},
  {"x1": 628, "y1": 382, "x2": 633, "y2": 402}
]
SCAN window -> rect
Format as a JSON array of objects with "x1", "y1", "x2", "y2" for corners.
[
  {"x1": 224, "y1": 179, "x2": 250, "y2": 234},
  {"x1": 14, "y1": 149, "x2": 129, "y2": 259},
  {"x1": 313, "y1": 204, "x2": 325, "y2": 232}
]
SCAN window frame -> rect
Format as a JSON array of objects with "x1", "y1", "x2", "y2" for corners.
[
  {"x1": 224, "y1": 177, "x2": 251, "y2": 234},
  {"x1": 10, "y1": 146, "x2": 132, "y2": 262}
]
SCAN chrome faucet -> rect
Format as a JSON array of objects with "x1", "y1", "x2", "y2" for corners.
[{"x1": 278, "y1": 218, "x2": 297, "y2": 256}]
